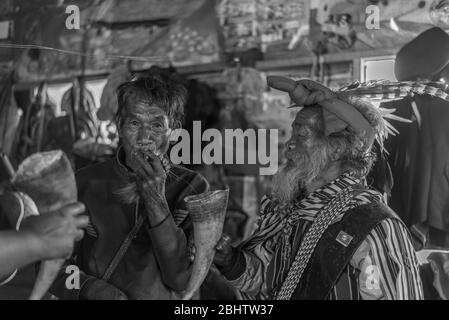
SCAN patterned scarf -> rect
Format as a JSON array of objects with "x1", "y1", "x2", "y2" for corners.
[
  {"x1": 340, "y1": 80, "x2": 449, "y2": 102},
  {"x1": 241, "y1": 171, "x2": 383, "y2": 299}
]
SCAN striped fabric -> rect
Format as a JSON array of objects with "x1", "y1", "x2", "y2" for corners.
[
  {"x1": 85, "y1": 222, "x2": 98, "y2": 238},
  {"x1": 327, "y1": 218, "x2": 424, "y2": 300},
  {"x1": 228, "y1": 172, "x2": 423, "y2": 300},
  {"x1": 363, "y1": 219, "x2": 423, "y2": 299},
  {"x1": 174, "y1": 209, "x2": 190, "y2": 226},
  {"x1": 341, "y1": 80, "x2": 449, "y2": 103}
]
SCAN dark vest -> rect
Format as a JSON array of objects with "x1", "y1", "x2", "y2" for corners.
[{"x1": 291, "y1": 202, "x2": 400, "y2": 300}]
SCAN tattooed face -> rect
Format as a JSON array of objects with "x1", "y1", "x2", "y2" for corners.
[
  {"x1": 272, "y1": 107, "x2": 330, "y2": 202},
  {"x1": 119, "y1": 99, "x2": 172, "y2": 172}
]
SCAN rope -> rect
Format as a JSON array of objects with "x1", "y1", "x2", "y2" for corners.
[
  {"x1": 275, "y1": 188, "x2": 354, "y2": 300},
  {"x1": 0, "y1": 43, "x2": 168, "y2": 63}
]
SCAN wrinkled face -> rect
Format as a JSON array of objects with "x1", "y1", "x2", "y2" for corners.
[
  {"x1": 119, "y1": 98, "x2": 172, "y2": 171},
  {"x1": 284, "y1": 107, "x2": 324, "y2": 167},
  {"x1": 272, "y1": 107, "x2": 331, "y2": 202}
]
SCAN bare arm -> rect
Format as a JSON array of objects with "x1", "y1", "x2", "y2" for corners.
[
  {"x1": 133, "y1": 150, "x2": 191, "y2": 291},
  {"x1": 147, "y1": 208, "x2": 191, "y2": 291},
  {"x1": 0, "y1": 230, "x2": 42, "y2": 279},
  {"x1": 0, "y1": 203, "x2": 88, "y2": 282}
]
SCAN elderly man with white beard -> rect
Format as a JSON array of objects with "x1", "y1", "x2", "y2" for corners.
[{"x1": 213, "y1": 76, "x2": 424, "y2": 300}]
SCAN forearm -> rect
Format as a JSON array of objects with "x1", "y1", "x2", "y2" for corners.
[
  {"x1": 147, "y1": 207, "x2": 190, "y2": 291},
  {"x1": 146, "y1": 196, "x2": 171, "y2": 228},
  {"x1": 0, "y1": 230, "x2": 42, "y2": 278}
]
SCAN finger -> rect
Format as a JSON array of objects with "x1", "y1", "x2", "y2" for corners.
[
  {"x1": 150, "y1": 157, "x2": 165, "y2": 175},
  {"x1": 74, "y1": 215, "x2": 90, "y2": 228},
  {"x1": 298, "y1": 79, "x2": 335, "y2": 101},
  {"x1": 215, "y1": 242, "x2": 224, "y2": 251},
  {"x1": 134, "y1": 161, "x2": 156, "y2": 183},
  {"x1": 299, "y1": 79, "x2": 334, "y2": 96},
  {"x1": 133, "y1": 150, "x2": 155, "y2": 176},
  {"x1": 266, "y1": 76, "x2": 296, "y2": 92},
  {"x1": 290, "y1": 83, "x2": 328, "y2": 106},
  {"x1": 215, "y1": 239, "x2": 228, "y2": 251},
  {"x1": 288, "y1": 80, "x2": 335, "y2": 106},
  {"x1": 135, "y1": 164, "x2": 152, "y2": 181},
  {"x1": 289, "y1": 84, "x2": 310, "y2": 106},
  {"x1": 136, "y1": 152, "x2": 158, "y2": 177},
  {"x1": 305, "y1": 91, "x2": 327, "y2": 105},
  {"x1": 74, "y1": 229, "x2": 85, "y2": 242},
  {"x1": 143, "y1": 150, "x2": 165, "y2": 174},
  {"x1": 59, "y1": 202, "x2": 86, "y2": 217},
  {"x1": 216, "y1": 234, "x2": 232, "y2": 250}
]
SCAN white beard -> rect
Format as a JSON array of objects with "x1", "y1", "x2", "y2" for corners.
[
  {"x1": 271, "y1": 163, "x2": 304, "y2": 203},
  {"x1": 272, "y1": 146, "x2": 329, "y2": 203}
]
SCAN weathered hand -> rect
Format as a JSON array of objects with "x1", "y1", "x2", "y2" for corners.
[
  {"x1": 267, "y1": 76, "x2": 335, "y2": 106},
  {"x1": 213, "y1": 233, "x2": 234, "y2": 268},
  {"x1": 21, "y1": 202, "x2": 88, "y2": 260},
  {"x1": 131, "y1": 148, "x2": 171, "y2": 227},
  {"x1": 132, "y1": 148, "x2": 167, "y2": 206}
]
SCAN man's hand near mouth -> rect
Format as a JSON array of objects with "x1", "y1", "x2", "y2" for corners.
[
  {"x1": 131, "y1": 147, "x2": 191, "y2": 291},
  {"x1": 132, "y1": 148, "x2": 170, "y2": 227}
]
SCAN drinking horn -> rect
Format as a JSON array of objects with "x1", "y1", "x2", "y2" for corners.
[
  {"x1": 11, "y1": 150, "x2": 77, "y2": 300},
  {"x1": 179, "y1": 189, "x2": 229, "y2": 300}
]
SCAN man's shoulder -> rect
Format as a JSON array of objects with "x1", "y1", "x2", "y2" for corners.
[
  {"x1": 348, "y1": 201, "x2": 399, "y2": 222},
  {"x1": 347, "y1": 202, "x2": 413, "y2": 247}
]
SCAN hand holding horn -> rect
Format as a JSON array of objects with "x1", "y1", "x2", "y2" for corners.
[
  {"x1": 11, "y1": 150, "x2": 82, "y2": 300},
  {"x1": 213, "y1": 233, "x2": 234, "y2": 267}
]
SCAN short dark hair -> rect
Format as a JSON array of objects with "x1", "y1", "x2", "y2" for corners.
[{"x1": 115, "y1": 68, "x2": 187, "y2": 127}]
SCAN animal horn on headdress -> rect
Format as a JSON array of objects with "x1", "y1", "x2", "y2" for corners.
[
  {"x1": 12, "y1": 150, "x2": 77, "y2": 300},
  {"x1": 180, "y1": 189, "x2": 229, "y2": 300}
]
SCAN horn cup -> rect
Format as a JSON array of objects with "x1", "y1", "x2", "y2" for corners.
[
  {"x1": 12, "y1": 150, "x2": 76, "y2": 300},
  {"x1": 180, "y1": 189, "x2": 229, "y2": 300}
]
